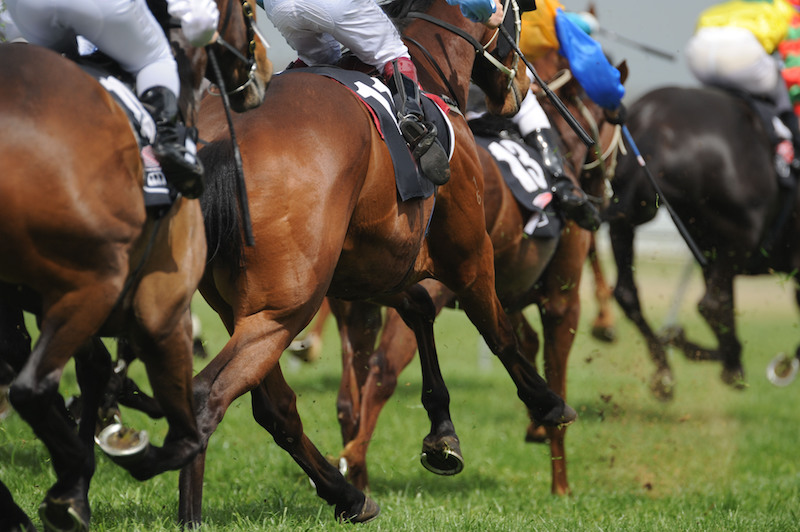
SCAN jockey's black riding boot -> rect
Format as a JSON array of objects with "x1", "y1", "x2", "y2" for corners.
[
  {"x1": 385, "y1": 58, "x2": 450, "y2": 185},
  {"x1": 524, "y1": 128, "x2": 601, "y2": 231},
  {"x1": 139, "y1": 86, "x2": 204, "y2": 199}
]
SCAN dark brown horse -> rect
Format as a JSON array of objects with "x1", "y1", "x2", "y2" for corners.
[
  {"x1": 0, "y1": 2, "x2": 270, "y2": 529},
  {"x1": 184, "y1": 0, "x2": 574, "y2": 524},
  {"x1": 332, "y1": 51, "x2": 625, "y2": 496},
  {"x1": 605, "y1": 85, "x2": 800, "y2": 400}
]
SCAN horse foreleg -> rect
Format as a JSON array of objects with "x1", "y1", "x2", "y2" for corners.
[
  {"x1": 609, "y1": 219, "x2": 675, "y2": 400},
  {"x1": 332, "y1": 299, "x2": 382, "y2": 447},
  {"x1": 113, "y1": 339, "x2": 165, "y2": 420},
  {"x1": 507, "y1": 312, "x2": 545, "y2": 444},
  {"x1": 339, "y1": 306, "x2": 418, "y2": 490},
  {"x1": 587, "y1": 233, "x2": 617, "y2": 343},
  {"x1": 178, "y1": 448, "x2": 207, "y2": 528},
  {"x1": 251, "y1": 366, "x2": 380, "y2": 523},
  {"x1": 385, "y1": 283, "x2": 464, "y2": 477},
  {"x1": 105, "y1": 310, "x2": 200, "y2": 482},
  {"x1": 9, "y1": 292, "x2": 111, "y2": 531},
  {"x1": 458, "y1": 278, "x2": 575, "y2": 426}
]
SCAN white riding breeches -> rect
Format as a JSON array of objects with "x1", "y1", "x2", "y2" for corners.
[
  {"x1": 5, "y1": 0, "x2": 179, "y2": 95},
  {"x1": 263, "y1": 0, "x2": 409, "y2": 73},
  {"x1": 686, "y1": 26, "x2": 779, "y2": 97}
]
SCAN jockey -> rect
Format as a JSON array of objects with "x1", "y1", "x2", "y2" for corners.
[
  {"x1": 3, "y1": 0, "x2": 220, "y2": 199},
  {"x1": 512, "y1": 0, "x2": 623, "y2": 231},
  {"x1": 686, "y1": 0, "x2": 800, "y2": 187},
  {"x1": 778, "y1": 0, "x2": 800, "y2": 117},
  {"x1": 258, "y1": 0, "x2": 503, "y2": 186}
]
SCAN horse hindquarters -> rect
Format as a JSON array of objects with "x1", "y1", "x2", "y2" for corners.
[{"x1": 185, "y1": 78, "x2": 383, "y2": 524}]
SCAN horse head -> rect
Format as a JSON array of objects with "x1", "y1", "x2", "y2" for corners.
[
  {"x1": 534, "y1": 50, "x2": 628, "y2": 211},
  {"x1": 387, "y1": 0, "x2": 530, "y2": 116},
  {"x1": 173, "y1": 0, "x2": 272, "y2": 122}
]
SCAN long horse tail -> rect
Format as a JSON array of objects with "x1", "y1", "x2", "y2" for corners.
[{"x1": 198, "y1": 140, "x2": 245, "y2": 274}]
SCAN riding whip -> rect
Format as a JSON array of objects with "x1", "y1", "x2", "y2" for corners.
[
  {"x1": 620, "y1": 125, "x2": 708, "y2": 267},
  {"x1": 206, "y1": 48, "x2": 256, "y2": 247},
  {"x1": 497, "y1": 24, "x2": 595, "y2": 147},
  {"x1": 595, "y1": 27, "x2": 676, "y2": 62}
]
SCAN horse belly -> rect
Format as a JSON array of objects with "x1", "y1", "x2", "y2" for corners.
[{"x1": 330, "y1": 201, "x2": 431, "y2": 299}]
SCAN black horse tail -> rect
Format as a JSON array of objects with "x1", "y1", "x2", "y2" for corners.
[{"x1": 198, "y1": 140, "x2": 245, "y2": 276}]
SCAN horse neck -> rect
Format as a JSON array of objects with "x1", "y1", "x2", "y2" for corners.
[{"x1": 402, "y1": 2, "x2": 487, "y2": 108}]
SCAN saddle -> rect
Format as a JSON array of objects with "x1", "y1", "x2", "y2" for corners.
[
  {"x1": 468, "y1": 113, "x2": 563, "y2": 239},
  {"x1": 281, "y1": 65, "x2": 455, "y2": 201}
]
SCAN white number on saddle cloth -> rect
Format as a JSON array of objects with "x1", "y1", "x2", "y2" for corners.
[
  {"x1": 487, "y1": 139, "x2": 548, "y2": 194},
  {"x1": 354, "y1": 78, "x2": 397, "y2": 131}
]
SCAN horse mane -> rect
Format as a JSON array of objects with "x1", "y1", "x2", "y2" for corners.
[
  {"x1": 383, "y1": 0, "x2": 434, "y2": 28},
  {"x1": 198, "y1": 140, "x2": 246, "y2": 275}
]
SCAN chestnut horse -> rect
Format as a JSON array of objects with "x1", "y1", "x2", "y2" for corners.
[
  {"x1": 184, "y1": 0, "x2": 575, "y2": 524},
  {"x1": 0, "y1": 2, "x2": 270, "y2": 529},
  {"x1": 606, "y1": 86, "x2": 800, "y2": 400},
  {"x1": 332, "y1": 52, "x2": 626, "y2": 496}
]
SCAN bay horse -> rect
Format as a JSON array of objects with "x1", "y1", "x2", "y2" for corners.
[
  {"x1": 332, "y1": 51, "x2": 626, "y2": 496},
  {"x1": 0, "y1": 2, "x2": 270, "y2": 529},
  {"x1": 184, "y1": 0, "x2": 575, "y2": 524},
  {"x1": 605, "y1": 85, "x2": 800, "y2": 400}
]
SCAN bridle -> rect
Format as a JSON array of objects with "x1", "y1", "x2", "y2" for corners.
[
  {"x1": 402, "y1": 0, "x2": 521, "y2": 109},
  {"x1": 207, "y1": 0, "x2": 269, "y2": 96}
]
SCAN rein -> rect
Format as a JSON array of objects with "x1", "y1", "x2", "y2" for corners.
[
  {"x1": 403, "y1": 0, "x2": 520, "y2": 108},
  {"x1": 206, "y1": 0, "x2": 268, "y2": 96}
]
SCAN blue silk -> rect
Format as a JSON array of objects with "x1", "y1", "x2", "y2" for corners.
[{"x1": 555, "y1": 8, "x2": 625, "y2": 110}]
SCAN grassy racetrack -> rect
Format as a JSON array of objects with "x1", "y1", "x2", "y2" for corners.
[{"x1": 2, "y1": 248, "x2": 799, "y2": 531}]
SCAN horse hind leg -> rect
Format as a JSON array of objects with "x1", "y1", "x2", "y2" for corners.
[
  {"x1": 668, "y1": 270, "x2": 744, "y2": 388},
  {"x1": 250, "y1": 367, "x2": 380, "y2": 523},
  {"x1": 587, "y1": 234, "x2": 617, "y2": 343},
  {"x1": 9, "y1": 292, "x2": 115, "y2": 531}
]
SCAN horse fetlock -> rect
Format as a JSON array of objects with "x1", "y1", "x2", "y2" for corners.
[
  {"x1": 720, "y1": 366, "x2": 747, "y2": 389},
  {"x1": 528, "y1": 393, "x2": 577, "y2": 428}
]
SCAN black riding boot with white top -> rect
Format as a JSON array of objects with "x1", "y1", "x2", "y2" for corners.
[
  {"x1": 139, "y1": 86, "x2": 205, "y2": 199},
  {"x1": 524, "y1": 128, "x2": 601, "y2": 231},
  {"x1": 385, "y1": 58, "x2": 450, "y2": 186}
]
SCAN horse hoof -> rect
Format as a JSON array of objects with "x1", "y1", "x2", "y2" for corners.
[
  {"x1": 721, "y1": 367, "x2": 747, "y2": 390},
  {"x1": 39, "y1": 497, "x2": 89, "y2": 532},
  {"x1": 649, "y1": 369, "x2": 675, "y2": 402},
  {"x1": 95, "y1": 423, "x2": 149, "y2": 465},
  {"x1": 766, "y1": 353, "x2": 799, "y2": 387},
  {"x1": 287, "y1": 333, "x2": 321, "y2": 363},
  {"x1": 591, "y1": 325, "x2": 616, "y2": 343},
  {"x1": 336, "y1": 495, "x2": 380, "y2": 524},
  {"x1": 420, "y1": 435, "x2": 464, "y2": 475}
]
